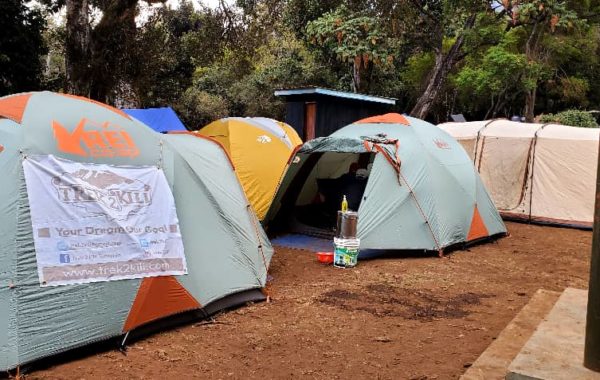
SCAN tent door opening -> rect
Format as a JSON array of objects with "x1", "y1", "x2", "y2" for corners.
[{"x1": 279, "y1": 151, "x2": 376, "y2": 238}]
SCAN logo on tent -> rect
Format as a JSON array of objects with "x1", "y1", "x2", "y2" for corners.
[
  {"x1": 52, "y1": 118, "x2": 140, "y2": 158},
  {"x1": 433, "y1": 138, "x2": 451, "y2": 150},
  {"x1": 51, "y1": 168, "x2": 153, "y2": 221},
  {"x1": 257, "y1": 135, "x2": 272, "y2": 144}
]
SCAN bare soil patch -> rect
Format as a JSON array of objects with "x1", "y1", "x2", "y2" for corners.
[{"x1": 24, "y1": 222, "x2": 591, "y2": 379}]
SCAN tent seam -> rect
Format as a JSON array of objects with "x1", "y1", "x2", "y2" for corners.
[
  {"x1": 473, "y1": 119, "x2": 502, "y2": 168},
  {"x1": 166, "y1": 140, "x2": 260, "y2": 281},
  {"x1": 527, "y1": 124, "x2": 551, "y2": 223},
  {"x1": 367, "y1": 139, "x2": 443, "y2": 253},
  {"x1": 13, "y1": 155, "x2": 25, "y2": 369}
]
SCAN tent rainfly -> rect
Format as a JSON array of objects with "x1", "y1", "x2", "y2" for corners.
[
  {"x1": 265, "y1": 114, "x2": 506, "y2": 253},
  {"x1": 123, "y1": 107, "x2": 187, "y2": 133},
  {"x1": 198, "y1": 117, "x2": 302, "y2": 220},
  {"x1": 0, "y1": 92, "x2": 272, "y2": 371},
  {"x1": 438, "y1": 119, "x2": 600, "y2": 228}
]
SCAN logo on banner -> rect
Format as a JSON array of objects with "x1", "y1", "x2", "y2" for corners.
[
  {"x1": 57, "y1": 241, "x2": 70, "y2": 251},
  {"x1": 51, "y1": 168, "x2": 153, "y2": 221},
  {"x1": 52, "y1": 118, "x2": 140, "y2": 158}
]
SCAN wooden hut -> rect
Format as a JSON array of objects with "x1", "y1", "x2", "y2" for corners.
[{"x1": 274, "y1": 87, "x2": 396, "y2": 141}]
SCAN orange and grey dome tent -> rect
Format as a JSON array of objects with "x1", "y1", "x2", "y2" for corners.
[
  {"x1": 265, "y1": 114, "x2": 506, "y2": 253},
  {"x1": 0, "y1": 92, "x2": 272, "y2": 370},
  {"x1": 198, "y1": 117, "x2": 302, "y2": 220}
]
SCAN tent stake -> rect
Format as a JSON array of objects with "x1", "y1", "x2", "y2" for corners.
[{"x1": 119, "y1": 332, "x2": 130, "y2": 354}]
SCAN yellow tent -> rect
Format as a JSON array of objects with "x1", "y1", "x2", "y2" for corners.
[{"x1": 198, "y1": 117, "x2": 302, "y2": 220}]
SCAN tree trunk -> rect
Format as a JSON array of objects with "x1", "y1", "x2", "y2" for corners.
[
  {"x1": 487, "y1": 87, "x2": 510, "y2": 119},
  {"x1": 410, "y1": 15, "x2": 476, "y2": 120},
  {"x1": 88, "y1": 0, "x2": 139, "y2": 103},
  {"x1": 65, "y1": 0, "x2": 91, "y2": 96},
  {"x1": 523, "y1": 23, "x2": 541, "y2": 123},
  {"x1": 351, "y1": 55, "x2": 373, "y2": 93},
  {"x1": 524, "y1": 87, "x2": 537, "y2": 122},
  {"x1": 410, "y1": 51, "x2": 447, "y2": 119},
  {"x1": 351, "y1": 57, "x2": 361, "y2": 93}
]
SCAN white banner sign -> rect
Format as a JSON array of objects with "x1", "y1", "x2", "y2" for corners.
[{"x1": 23, "y1": 155, "x2": 187, "y2": 286}]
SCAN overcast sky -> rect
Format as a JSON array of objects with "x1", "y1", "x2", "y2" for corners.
[{"x1": 167, "y1": 0, "x2": 223, "y2": 8}]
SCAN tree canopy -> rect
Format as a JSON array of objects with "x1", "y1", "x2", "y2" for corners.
[
  {"x1": 0, "y1": 0, "x2": 47, "y2": 96},
  {"x1": 2, "y1": 0, "x2": 599, "y2": 126}
]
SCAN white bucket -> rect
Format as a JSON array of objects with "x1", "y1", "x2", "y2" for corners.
[{"x1": 333, "y1": 237, "x2": 360, "y2": 268}]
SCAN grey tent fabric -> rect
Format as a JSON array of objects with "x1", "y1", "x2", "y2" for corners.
[
  {"x1": 0, "y1": 92, "x2": 273, "y2": 370},
  {"x1": 266, "y1": 114, "x2": 506, "y2": 252}
]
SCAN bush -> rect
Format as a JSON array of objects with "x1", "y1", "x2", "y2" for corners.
[
  {"x1": 175, "y1": 88, "x2": 230, "y2": 129},
  {"x1": 539, "y1": 110, "x2": 599, "y2": 128}
]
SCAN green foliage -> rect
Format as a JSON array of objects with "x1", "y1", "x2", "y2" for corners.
[
  {"x1": 283, "y1": 0, "x2": 343, "y2": 37},
  {"x1": 306, "y1": 5, "x2": 394, "y2": 67},
  {"x1": 551, "y1": 76, "x2": 590, "y2": 106},
  {"x1": 539, "y1": 110, "x2": 600, "y2": 128},
  {"x1": 42, "y1": 19, "x2": 66, "y2": 92},
  {"x1": 454, "y1": 37, "x2": 548, "y2": 108},
  {"x1": 306, "y1": 5, "x2": 396, "y2": 92},
  {"x1": 176, "y1": 87, "x2": 230, "y2": 129},
  {"x1": 231, "y1": 29, "x2": 337, "y2": 117},
  {"x1": 187, "y1": 29, "x2": 337, "y2": 126},
  {"x1": 450, "y1": 1, "x2": 600, "y2": 120},
  {"x1": 22, "y1": 0, "x2": 600, "y2": 124},
  {"x1": 0, "y1": 0, "x2": 47, "y2": 96},
  {"x1": 133, "y1": 2, "x2": 228, "y2": 122},
  {"x1": 506, "y1": 0, "x2": 580, "y2": 28},
  {"x1": 400, "y1": 52, "x2": 435, "y2": 94}
]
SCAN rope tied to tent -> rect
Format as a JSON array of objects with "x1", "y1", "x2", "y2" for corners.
[
  {"x1": 362, "y1": 135, "x2": 443, "y2": 255},
  {"x1": 398, "y1": 170, "x2": 444, "y2": 256},
  {"x1": 362, "y1": 134, "x2": 402, "y2": 175},
  {"x1": 361, "y1": 133, "x2": 396, "y2": 145}
]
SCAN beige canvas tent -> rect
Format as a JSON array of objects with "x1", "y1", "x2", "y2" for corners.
[{"x1": 438, "y1": 120, "x2": 599, "y2": 228}]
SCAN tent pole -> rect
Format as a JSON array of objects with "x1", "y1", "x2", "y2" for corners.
[{"x1": 584, "y1": 136, "x2": 600, "y2": 372}]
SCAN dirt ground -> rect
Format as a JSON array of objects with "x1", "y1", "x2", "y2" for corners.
[{"x1": 25, "y1": 222, "x2": 591, "y2": 380}]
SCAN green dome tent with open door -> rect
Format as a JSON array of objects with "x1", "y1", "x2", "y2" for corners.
[
  {"x1": 265, "y1": 114, "x2": 506, "y2": 253},
  {"x1": 0, "y1": 92, "x2": 272, "y2": 371}
]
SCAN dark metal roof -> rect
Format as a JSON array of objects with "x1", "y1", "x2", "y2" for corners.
[{"x1": 274, "y1": 87, "x2": 396, "y2": 105}]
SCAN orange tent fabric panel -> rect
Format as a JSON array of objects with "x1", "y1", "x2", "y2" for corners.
[
  {"x1": 123, "y1": 276, "x2": 201, "y2": 332},
  {"x1": 356, "y1": 113, "x2": 410, "y2": 126},
  {"x1": 467, "y1": 206, "x2": 489, "y2": 241},
  {"x1": 0, "y1": 93, "x2": 32, "y2": 123}
]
